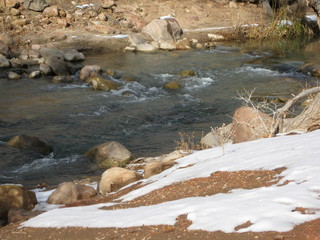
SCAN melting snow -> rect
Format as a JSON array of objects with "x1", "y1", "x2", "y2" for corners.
[{"x1": 22, "y1": 130, "x2": 320, "y2": 233}]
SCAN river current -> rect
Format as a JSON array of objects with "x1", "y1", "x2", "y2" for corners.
[{"x1": 0, "y1": 38, "x2": 318, "y2": 187}]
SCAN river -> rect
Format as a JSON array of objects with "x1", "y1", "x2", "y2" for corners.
[{"x1": 0, "y1": 37, "x2": 318, "y2": 187}]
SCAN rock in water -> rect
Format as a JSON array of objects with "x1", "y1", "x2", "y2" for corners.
[
  {"x1": 85, "y1": 141, "x2": 133, "y2": 169},
  {"x1": 6, "y1": 135, "x2": 53, "y2": 155}
]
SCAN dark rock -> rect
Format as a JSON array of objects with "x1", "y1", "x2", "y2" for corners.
[{"x1": 6, "y1": 135, "x2": 53, "y2": 155}]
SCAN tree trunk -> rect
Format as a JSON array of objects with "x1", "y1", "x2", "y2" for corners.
[{"x1": 270, "y1": 88, "x2": 320, "y2": 136}]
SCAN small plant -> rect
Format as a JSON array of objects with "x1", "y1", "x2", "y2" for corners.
[
  {"x1": 210, "y1": 123, "x2": 233, "y2": 156},
  {"x1": 175, "y1": 132, "x2": 208, "y2": 153}
]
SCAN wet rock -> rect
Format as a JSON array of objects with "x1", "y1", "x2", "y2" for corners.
[
  {"x1": 85, "y1": 141, "x2": 133, "y2": 169},
  {"x1": 0, "y1": 45, "x2": 8, "y2": 57},
  {"x1": 43, "y1": 5, "x2": 59, "y2": 17},
  {"x1": 164, "y1": 81, "x2": 180, "y2": 90},
  {"x1": 47, "y1": 182, "x2": 97, "y2": 205},
  {"x1": 63, "y1": 49, "x2": 85, "y2": 62},
  {"x1": 312, "y1": 66, "x2": 320, "y2": 78},
  {"x1": 99, "y1": 167, "x2": 141, "y2": 195},
  {"x1": 28, "y1": 70, "x2": 41, "y2": 79},
  {"x1": 7, "y1": 71, "x2": 21, "y2": 80},
  {"x1": 44, "y1": 56, "x2": 72, "y2": 76},
  {"x1": 7, "y1": 135, "x2": 53, "y2": 155},
  {"x1": 39, "y1": 47, "x2": 64, "y2": 60},
  {"x1": 232, "y1": 106, "x2": 273, "y2": 143},
  {"x1": 39, "y1": 63, "x2": 52, "y2": 75},
  {"x1": 79, "y1": 65, "x2": 101, "y2": 81},
  {"x1": 24, "y1": 0, "x2": 49, "y2": 12},
  {"x1": 0, "y1": 184, "x2": 37, "y2": 222},
  {"x1": 8, "y1": 208, "x2": 42, "y2": 223},
  {"x1": 87, "y1": 76, "x2": 120, "y2": 91},
  {"x1": 178, "y1": 69, "x2": 196, "y2": 77},
  {"x1": 52, "y1": 75, "x2": 74, "y2": 83},
  {"x1": 0, "y1": 54, "x2": 10, "y2": 68}
]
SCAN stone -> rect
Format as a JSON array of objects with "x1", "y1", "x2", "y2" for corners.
[
  {"x1": 6, "y1": 135, "x2": 53, "y2": 155},
  {"x1": 39, "y1": 63, "x2": 52, "y2": 75},
  {"x1": 52, "y1": 76, "x2": 74, "y2": 83},
  {"x1": 43, "y1": 5, "x2": 59, "y2": 17},
  {"x1": 57, "y1": 18, "x2": 69, "y2": 28},
  {"x1": 7, "y1": 71, "x2": 21, "y2": 80},
  {"x1": 47, "y1": 182, "x2": 97, "y2": 205},
  {"x1": 11, "y1": 18, "x2": 28, "y2": 27},
  {"x1": 28, "y1": 70, "x2": 41, "y2": 79},
  {"x1": 99, "y1": 167, "x2": 141, "y2": 195},
  {"x1": 19, "y1": 49, "x2": 29, "y2": 60},
  {"x1": 144, "y1": 162, "x2": 163, "y2": 178},
  {"x1": 39, "y1": 47, "x2": 64, "y2": 60},
  {"x1": 9, "y1": 7, "x2": 21, "y2": 16},
  {"x1": 85, "y1": 141, "x2": 133, "y2": 169},
  {"x1": 98, "y1": 12, "x2": 108, "y2": 21},
  {"x1": 0, "y1": 33, "x2": 12, "y2": 45},
  {"x1": 143, "y1": 18, "x2": 183, "y2": 42},
  {"x1": 63, "y1": 49, "x2": 85, "y2": 62},
  {"x1": 312, "y1": 67, "x2": 320, "y2": 78},
  {"x1": 24, "y1": 0, "x2": 49, "y2": 12},
  {"x1": 28, "y1": 49, "x2": 40, "y2": 59},
  {"x1": 0, "y1": 54, "x2": 10, "y2": 68},
  {"x1": 229, "y1": 1, "x2": 238, "y2": 8},
  {"x1": 79, "y1": 65, "x2": 101, "y2": 81},
  {"x1": 201, "y1": 124, "x2": 233, "y2": 147},
  {"x1": 0, "y1": 42, "x2": 9, "y2": 56},
  {"x1": 208, "y1": 33, "x2": 224, "y2": 41},
  {"x1": 178, "y1": 70, "x2": 196, "y2": 77},
  {"x1": 164, "y1": 81, "x2": 180, "y2": 90},
  {"x1": 4, "y1": 0, "x2": 21, "y2": 8},
  {"x1": 10, "y1": 58, "x2": 38, "y2": 67},
  {"x1": 87, "y1": 76, "x2": 120, "y2": 91},
  {"x1": 47, "y1": 32, "x2": 67, "y2": 42},
  {"x1": 44, "y1": 56, "x2": 72, "y2": 76},
  {"x1": 128, "y1": 33, "x2": 158, "y2": 52},
  {"x1": 0, "y1": 185, "x2": 37, "y2": 222},
  {"x1": 232, "y1": 106, "x2": 273, "y2": 143},
  {"x1": 100, "y1": 0, "x2": 116, "y2": 9},
  {"x1": 8, "y1": 208, "x2": 41, "y2": 223}
]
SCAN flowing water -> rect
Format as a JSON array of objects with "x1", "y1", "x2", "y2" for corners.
[{"x1": 0, "y1": 37, "x2": 319, "y2": 187}]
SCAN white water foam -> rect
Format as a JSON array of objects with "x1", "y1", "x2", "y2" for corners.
[{"x1": 238, "y1": 66, "x2": 290, "y2": 77}]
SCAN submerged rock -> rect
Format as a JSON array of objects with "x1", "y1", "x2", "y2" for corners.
[
  {"x1": 98, "y1": 167, "x2": 141, "y2": 195},
  {"x1": 85, "y1": 141, "x2": 133, "y2": 169},
  {"x1": 87, "y1": 76, "x2": 120, "y2": 91},
  {"x1": 6, "y1": 135, "x2": 53, "y2": 155},
  {"x1": 178, "y1": 69, "x2": 196, "y2": 77},
  {"x1": 0, "y1": 54, "x2": 10, "y2": 68},
  {"x1": 164, "y1": 81, "x2": 180, "y2": 90},
  {"x1": 47, "y1": 182, "x2": 97, "y2": 205}
]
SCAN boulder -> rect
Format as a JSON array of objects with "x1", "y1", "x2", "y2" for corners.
[
  {"x1": 39, "y1": 47, "x2": 64, "y2": 60},
  {"x1": 7, "y1": 71, "x2": 21, "y2": 80},
  {"x1": 79, "y1": 65, "x2": 101, "y2": 81},
  {"x1": 63, "y1": 49, "x2": 85, "y2": 62},
  {"x1": 143, "y1": 17, "x2": 183, "y2": 42},
  {"x1": 85, "y1": 141, "x2": 133, "y2": 169},
  {"x1": 24, "y1": 0, "x2": 49, "y2": 12},
  {"x1": 0, "y1": 54, "x2": 10, "y2": 68},
  {"x1": 164, "y1": 81, "x2": 180, "y2": 90},
  {"x1": 44, "y1": 56, "x2": 72, "y2": 76},
  {"x1": 312, "y1": 67, "x2": 320, "y2": 78},
  {"x1": 47, "y1": 182, "x2": 97, "y2": 205},
  {"x1": 99, "y1": 167, "x2": 141, "y2": 195},
  {"x1": 0, "y1": 185, "x2": 37, "y2": 221},
  {"x1": 6, "y1": 135, "x2": 53, "y2": 155},
  {"x1": 201, "y1": 124, "x2": 233, "y2": 148},
  {"x1": 87, "y1": 76, "x2": 120, "y2": 91},
  {"x1": 232, "y1": 106, "x2": 273, "y2": 143},
  {"x1": 128, "y1": 33, "x2": 158, "y2": 52},
  {"x1": 142, "y1": 18, "x2": 183, "y2": 50},
  {"x1": 43, "y1": 5, "x2": 59, "y2": 17},
  {"x1": 39, "y1": 63, "x2": 52, "y2": 75}
]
